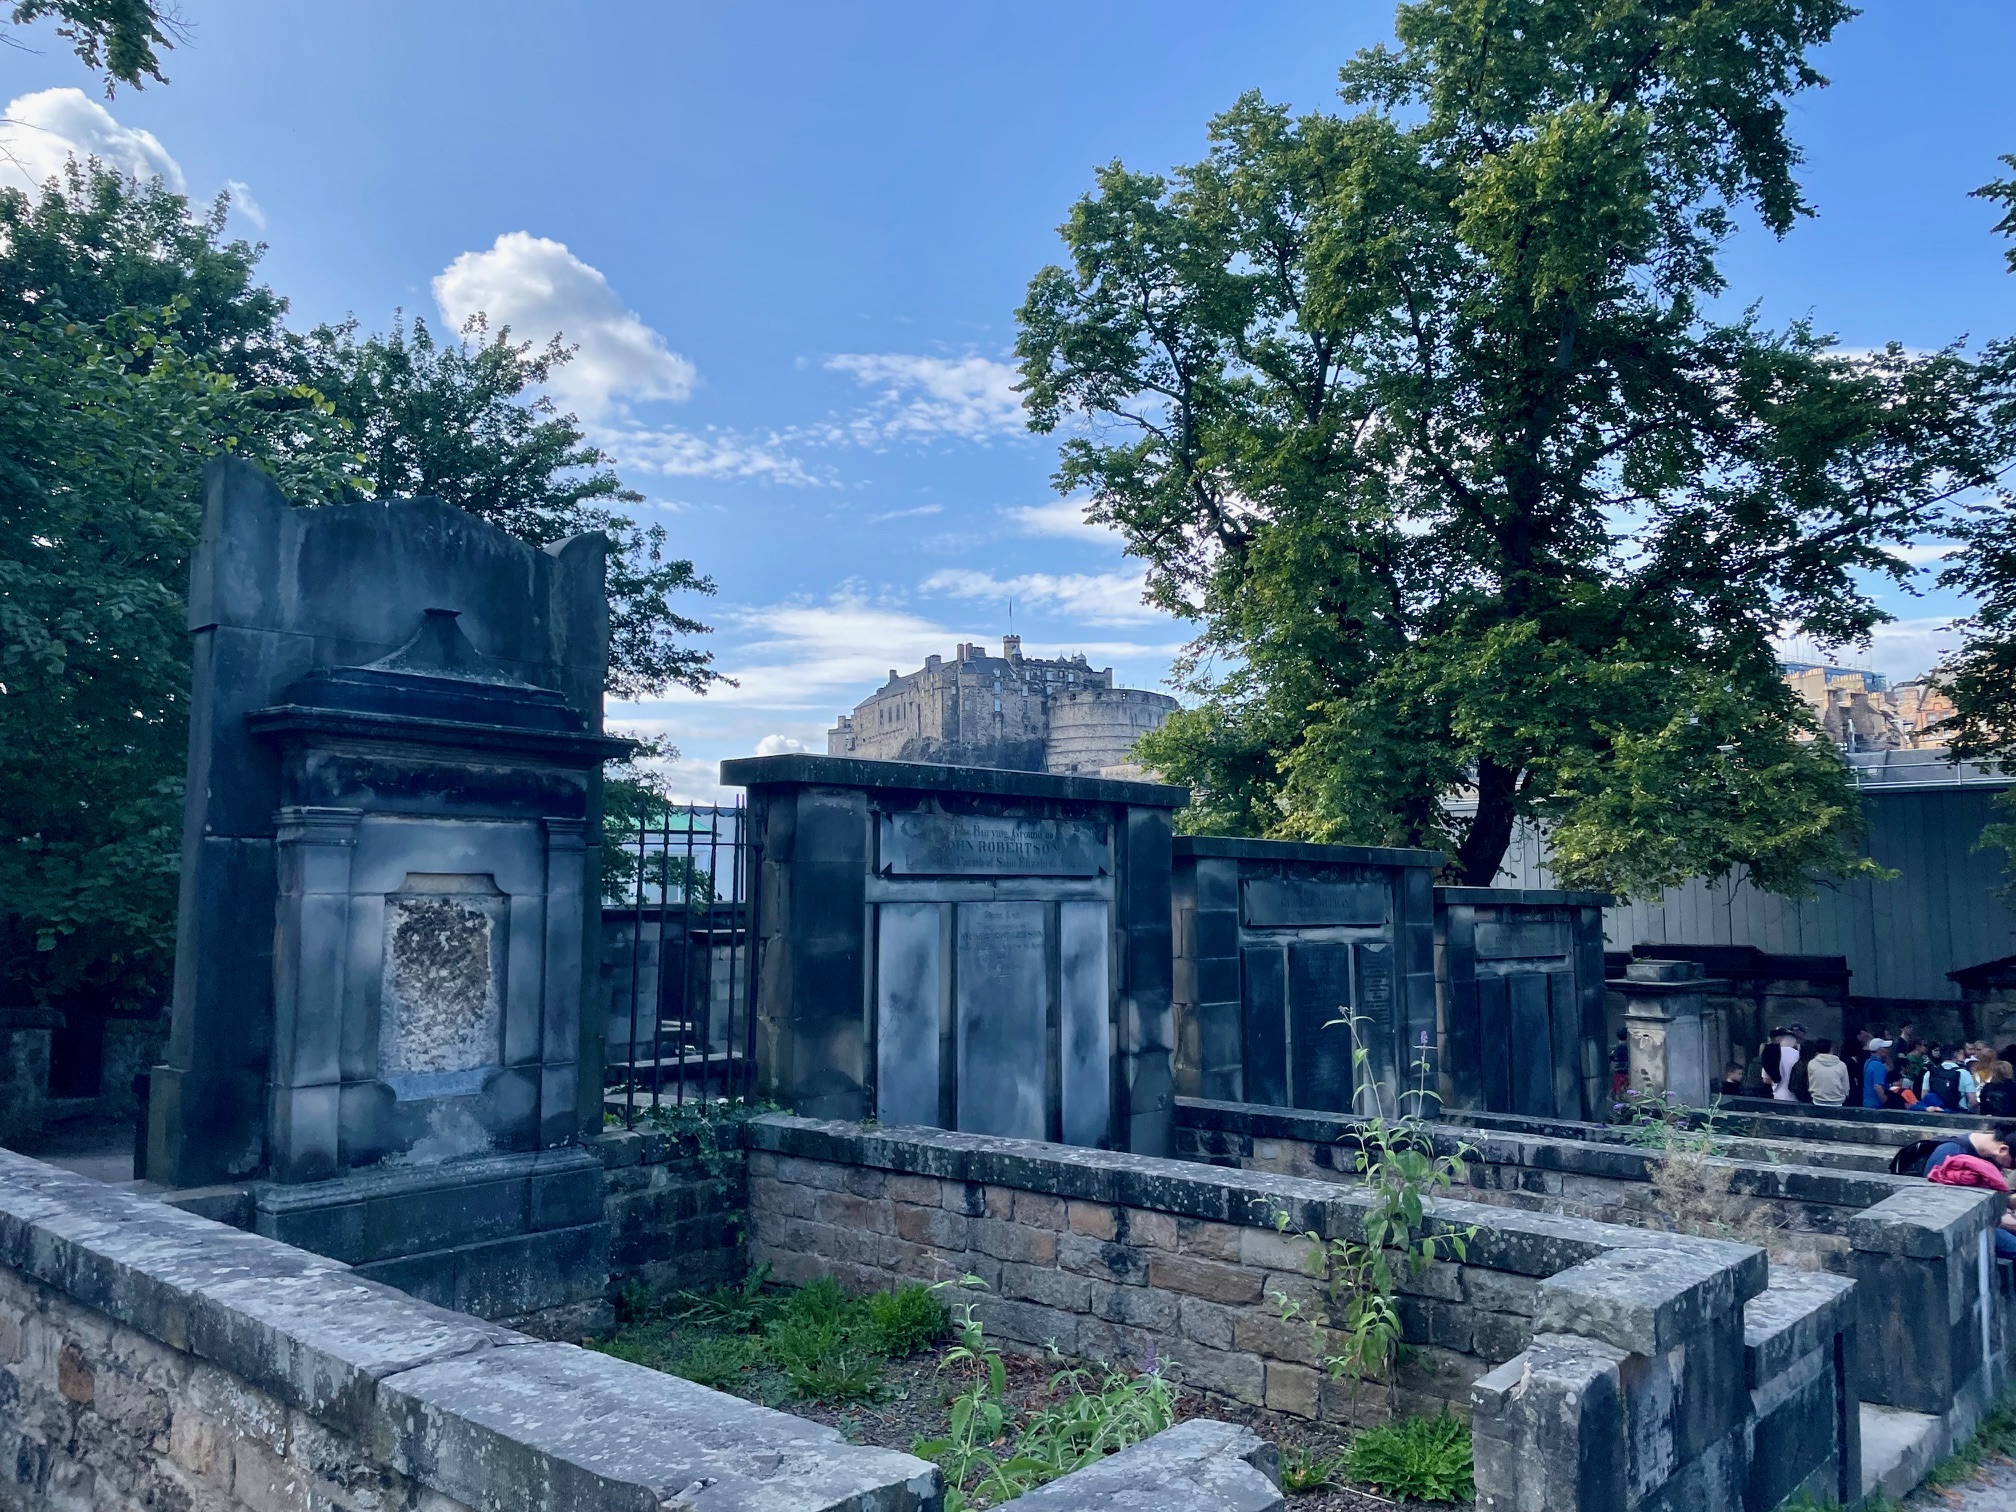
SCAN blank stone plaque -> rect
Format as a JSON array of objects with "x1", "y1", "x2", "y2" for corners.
[
  {"x1": 955, "y1": 901, "x2": 1047, "y2": 1140},
  {"x1": 875, "y1": 902, "x2": 943, "y2": 1127},
  {"x1": 1058, "y1": 901, "x2": 1112, "y2": 1146}
]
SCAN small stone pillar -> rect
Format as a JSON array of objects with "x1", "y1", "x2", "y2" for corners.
[
  {"x1": 1612, "y1": 959, "x2": 1723, "y2": 1108},
  {"x1": 0, "y1": 1006, "x2": 62, "y2": 1144}
]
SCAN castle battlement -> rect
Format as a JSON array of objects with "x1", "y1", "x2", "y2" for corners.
[{"x1": 826, "y1": 637, "x2": 1176, "y2": 775}]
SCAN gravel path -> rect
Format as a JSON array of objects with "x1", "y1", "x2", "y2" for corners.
[{"x1": 1906, "y1": 1452, "x2": 2016, "y2": 1509}]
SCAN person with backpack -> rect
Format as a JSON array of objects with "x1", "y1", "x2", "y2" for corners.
[
  {"x1": 1806, "y1": 1040, "x2": 1849, "y2": 1106},
  {"x1": 1922, "y1": 1048, "x2": 1966, "y2": 1113},
  {"x1": 1762, "y1": 1027, "x2": 1801, "y2": 1102}
]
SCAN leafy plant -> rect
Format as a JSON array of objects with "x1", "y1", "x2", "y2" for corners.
[
  {"x1": 667, "y1": 1334, "x2": 760, "y2": 1390},
  {"x1": 1343, "y1": 1413, "x2": 1475, "y2": 1504},
  {"x1": 915, "y1": 1281, "x2": 1173, "y2": 1511},
  {"x1": 1273, "y1": 1014, "x2": 1476, "y2": 1419},
  {"x1": 1276, "y1": 1445, "x2": 1346, "y2": 1494},
  {"x1": 1610, "y1": 1086, "x2": 1727, "y2": 1155},
  {"x1": 865, "y1": 1283, "x2": 950, "y2": 1357}
]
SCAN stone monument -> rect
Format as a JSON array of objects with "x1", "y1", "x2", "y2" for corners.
[
  {"x1": 722, "y1": 754, "x2": 1185, "y2": 1155},
  {"x1": 1170, "y1": 838, "x2": 1441, "y2": 1115},
  {"x1": 1612, "y1": 958, "x2": 1724, "y2": 1107},
  {"x1": 1439, "y1": 886, "x2": 1612, "y2": 1121},
  {"x1": 145, "y1": 459, "x2": 625, "y2": 1328}
]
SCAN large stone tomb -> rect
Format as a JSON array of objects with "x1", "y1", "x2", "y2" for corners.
[
  {"x1": 1170, "y1": 838, "x2": 1440, "y2": 1115},
  {"x1": 722, "y1": 755, "x2": 1185, "y2": 1155},
  {"x1": 145, "y1": 459, "x2": 625, "y2": 1328},
  {"x1": 1438, "y1": 886, "x2": 1611, "y2": 1121}
]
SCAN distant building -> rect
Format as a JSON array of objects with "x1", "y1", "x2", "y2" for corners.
[
  {"x1": 1782, "y1": 663, "x2": 1957, "y2": 751},
  {"x1": 826, "y1": 636, "x2": 1178, "y2": 776}
]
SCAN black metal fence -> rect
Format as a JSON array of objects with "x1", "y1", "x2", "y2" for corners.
[{"x1": 603, "y1": 799, "x2": 756, "y2": 1125}]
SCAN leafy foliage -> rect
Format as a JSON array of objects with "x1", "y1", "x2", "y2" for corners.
[
  {"x1": 1276, "y1": 1445, "x2": 1347, "y2": 1494},
  {"x1": 0, "y1": 164, "x2": 720, "y2": 1009},
  {"x1": 916, "y1": 1285, "x2": 1174, "y2": 1512},
  {"x1": 1343, "y1": 1413, "x2": 1474, "y2": 1504},
  {"x1": 1018, "y1": 0, "x2": 2015, "y2": 894},
  {"x1": 0, "y1": 300, "x2": 349, "y2": 1013},
  {"x1": 596, "y1": 1273, "x2": 945, "y2": 1405},
  {"x1": 8, "y1": 0, "x2": 177, "y2": 92},
  {"x1": 1270, "y1": 1017, "x2": 1474, "y2": 1419}
]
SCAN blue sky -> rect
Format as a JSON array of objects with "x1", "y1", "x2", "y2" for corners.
[{"x1": 4, "y1": 2, "x2": 2013, "y2": 797}]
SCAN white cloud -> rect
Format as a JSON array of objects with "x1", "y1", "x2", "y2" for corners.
[
  {"x1": 0, "y1": 87, "x2": 183, "y2": 197},
  {"x1": 434, "y1": 232, "x2": 697, "y2": 418},
  {"x1": 222, "y1": 179, "x2": 266, "y2": 230},
  {"x1": 921, "y1": 567, "x2": 1159, "y2": 625},
  {"x1": 1006, "y1": 497, "x2": 1119, "y2": 545},
  {"x1": 754, "y1": 734, "x2": 809, "y2": 756},
  {"x1": 827, "y1": 353, "x2": 1025, "y2": 441},
  {"x1": 867, "y1": 504, "x2": 942, "y2": 524},
  {"x1": 662, "y1": 592, "x2": 967, "y2": 709},
  {"x1": 1777, "y1": 617, "x2": 1962, "y2": 684},
  {"x1": 1886, "y1": 542, "x2": 1960, "y2": 567},
  {"x1": 594, "y1": 422, "x2": 822, "y2": 486}
]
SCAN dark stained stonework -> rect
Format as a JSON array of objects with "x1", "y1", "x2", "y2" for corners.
[
  {"x1": 723, "y1": 755, "x2": 1186, "y2": 1155},
  {"x1": 1169, "y1": 837, "x2": 1440, "y2": 1117},
  {"x1": 145, "y1": 459, "x2": 627, "y2": 1325}
]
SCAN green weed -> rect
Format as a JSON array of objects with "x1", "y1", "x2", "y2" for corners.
[
  {"x1": 1344, "y1": 1413, "x2": 1474, "y2": 1504},
  {"x1": 865, "y1": 1283, "x2": 950, "y2": 1357},
  {"x1": 1277, "y1": 1445, "x2": 1346, "y2": 1494}
]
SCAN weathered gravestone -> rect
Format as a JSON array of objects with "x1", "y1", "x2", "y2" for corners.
[
  {"x1": 1170, "y1": 838, "x2": 1441, "y2": 1115},
  {"x1": 1439, "y1": 886, "x2": 1612, "y2": 1122},
  {"x1": 722, "y1": 755, "x2": 1185, "y2": 1155},
  {"x1": 145, "y1": 459, "x2": 625, "y2": 1328}
]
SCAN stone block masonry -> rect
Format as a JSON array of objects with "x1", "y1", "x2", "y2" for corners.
[
  {"x1": 0, "y1": 1147, "x2": 936, "y2": 1512},
  {"x1": 598, "y1": 1122, "x2": 749, "y2": 1300},
  {"x1": 744, "y1": 1114, "x2": 1859, "y2": 1511}
]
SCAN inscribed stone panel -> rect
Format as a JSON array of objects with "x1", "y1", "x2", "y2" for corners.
[
  {"x1": 380, "y1": 875, "x2": 505, "y2": 1092},
  {"x1": 956, "y1": 902, "x2": 1048, "y2": 1140}
]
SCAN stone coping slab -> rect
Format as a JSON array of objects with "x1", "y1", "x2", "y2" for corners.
[
  {"x1": 379, "y1": 1339, "x2": 937, "y2": 1512},
  {"x1": 250, "y1": 1144, "x2": 602, "y2": 1213},
  {"x1": 1535, "y1": 1244, "x2": 1767, "y2": 1355},
  {"x1": 721, "y1": 752, "x2": 1188, "y2": 808},
  {"x1": 1847, "y1": 1184, "x2": 2003, "y2": 1257},
  {"x1": 0, "y1": 1147, "x2": 938, "y2": 1512},
  {"x1": 993, "y1": 1419, "x2": 1281, "y2": 1511},
  {"x1": 1177, "y1": 1097, "x2": 1916, "y2": 1209},
  {"x1": 1744, "y1": 1269, "x2": 1856, "y2": 1388}
]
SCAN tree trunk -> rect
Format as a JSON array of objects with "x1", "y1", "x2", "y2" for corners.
[{"x1": 1454, "y1": 758, "x2": 1519, "y2": 886}]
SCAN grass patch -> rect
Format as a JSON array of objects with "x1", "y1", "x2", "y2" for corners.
[
  {"x1": 1343, "y1": 1412, "x2": 1474, "y2": 1504},
  {"x1": 593, "y1": 1267, "x2": 949, "y2": 1404}
]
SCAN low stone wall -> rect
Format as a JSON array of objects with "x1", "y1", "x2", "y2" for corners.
[
  {"x1": 1177, "y1": 1098, "x2": 1917, "y2": 1269},
  {"x1": 744, "y1": 1114, "x2": 1859, "y2": 1511},
  {"x1": 0, "y1": 1147, "x2": 936, "y2": 1512},
  {"x1": 598, "y1": 1122, "x2": 748, "y2": 1299}
]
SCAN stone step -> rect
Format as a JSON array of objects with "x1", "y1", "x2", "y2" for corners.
[{"x1": 1861, "y1": 1402, "x2": 1945, "y2": 1503}]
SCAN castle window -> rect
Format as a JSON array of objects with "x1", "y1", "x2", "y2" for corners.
[{"x1": 994, "y1": 699, "x2": 1002, "y2": 714}]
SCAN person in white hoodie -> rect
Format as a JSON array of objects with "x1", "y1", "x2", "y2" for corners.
[{"x1": 1805, "y1": 1039, "x2": 1850, "y2": 1106}]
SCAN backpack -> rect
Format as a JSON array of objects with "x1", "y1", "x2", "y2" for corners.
[
  {"x1": 1928, "y1": 1062, "x2": 1963, "y2": 1109},
  {"x1": 1982, "y1": 1080, "x2": 2016, "y2": 1117},
  {"x1": 1889, "y1": 1137, "x2": 1951, "y2": 1177}
]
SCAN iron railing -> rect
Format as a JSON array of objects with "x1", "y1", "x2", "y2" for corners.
[{"x1": 604, "y1": 799, "x2": 757, "y2": 1125}]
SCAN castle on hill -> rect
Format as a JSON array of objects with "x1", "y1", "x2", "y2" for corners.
[{"x1": 826, "y1": 636, "x2": 1177, "y2": 776}]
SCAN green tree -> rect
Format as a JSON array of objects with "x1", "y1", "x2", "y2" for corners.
[
  {"x1": 1017, "y1": 0, "x2": 2013, "y2": 893},
  {"x1": 0, "y1": 304, "x2": 350, "y2": 1012},
  {"x1": 7, "y1": 0, "x2": 176, "y2": 92},
  {"x1": 0, "y1": 164, "x2": 285, "y2": 379}
]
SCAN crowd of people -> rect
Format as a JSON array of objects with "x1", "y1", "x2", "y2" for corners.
[{"x1": 1708, "y1": 1022, "x2": 2016, "y2": 1116}]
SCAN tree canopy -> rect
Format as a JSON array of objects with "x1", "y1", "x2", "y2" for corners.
[
  {"x1": 1017, "y1": 0, "x2": 2015, "y2": 894},
  {"x1": 0, "y1": 165, "x2": 717, "y2": 1012},
  {"x1": 6, "y1": 0, "x2": 176, "y2": 92}
]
